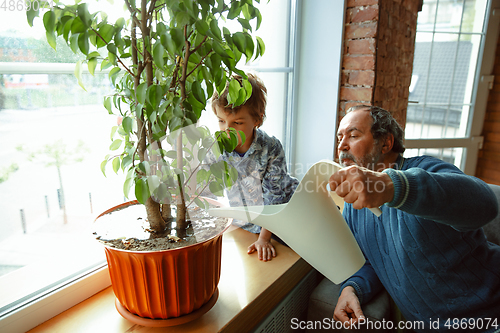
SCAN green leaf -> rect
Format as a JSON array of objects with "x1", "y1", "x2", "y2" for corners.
[
  {"x1": 77, "y1": 3, "x2": 92, "y2": 28},
  {"x1": 170, "y1": 28, "x2": 184, "y2": 51},
  {"x1": 122, "y1": 116, "x2": 133, "y2": 134},
  {"x1": 123, "y1": 171, "x2": 134, "y2": 198},
  {"x1": 97, "y1": 24, "x2": 115, "y2": 48},
  {"x1": 239, "y1": 130, "x2": 246, "y2": 146},
  {"x1": 255, "y1": 36, "x2": 265, "y2": 59},
  {"x1": 154, "y1": 183, "x2": 170, "y2": 202},
  {"x1": 212, "y1": 41, "x2": 230, "y2": 58},
  {"x1": 43, "y1": 11, "x2": 55, "y2": 32},
  {"x1": 108, "y1": 67, "x2": 121, "y2": 85},
  {"x1": 109, "y1": 139, "x2": 123, "y2": 151},
  {"x1": 209, "y1": 181, "x2": 224, "y2": 196},
  {"x1": 46, "y1": 31, "x2": 57, "y2": 51},
  {"x1": 71, "y1": 17, "x2": 87, "y2": 34},
  {"x1": 229, "y1": 130, "x2": 238, "y2": 150},
  {"x1": 63, "y1": 18, "x2": 74, "y2": 41},
  {"x1": 210, "y1": 161, "x2": 225, "y2": 180},
  {"x1": 209, "y1": 19, "x2": 222, "y2": 41},
  {"x1": 27, "y1": 6, "x2": 39, "y2": 27},
  {"x1": 237, "y1": 18, "x2": 252, "y2": 31},
  {"x1": 112, "y1": 156, "x2": 121, "y2": 174},
  {"x1": 194, "y1": 197, "x2": 208, "y2": 210},
  {"x1": 103, "y1": 97, "x2": 112, "y2": 114},
  {"x1": 122, "y1": 155, "x2": 132, "y2": 170},
  {"x1": 147, "y1": 175, "x2": 161, "y2": 194},
  {"x1": 255, "y1": 7, "x2": 262, "y2": 30},
  {"x1": 195, "y1": 20, "x2": 209, "y2": 36},
  {"x1": 242, "y1": 79, "x2": 252, "y2": 100},
  {"x1": 153, "y1": 41, "x2": 165, "y2": 68},
  {"x1": 100, "y1": 158, "x2": 108, "y2": 176},
  {"x1": 134, "y1": 177, "x2": 149, "y2": 204},
  {"x1": 229, "y1": 164, "x2": 238, "y2": 184},
  {"x1": 115, "y1": 17, "x2": 126, "y2": 29},
  {"x1": 165, "y1": 150, "x2": 178, "y2": 159},
  {"x1": 227, "y1": 79, "x2": 240, "y2": 105},
  {"x1": 78, "y1": 31, "x2": 90, "y2": 55},
  {"x1": 69, "y1": 34, "x2": 79, "y2": 53},
  {"x1": 136, "y1": 82, "x2": 147, "y2": 105},
  {"x1": 74, "y1": 60, "x2": 86, "y2": 91},
  {"x1": 161, "y1": 32, "x2": 176, "y2": 56},
  {"x1": 197, "y1": 148, "x2": 208, "y2": 164},
  {"x1": 192, "y1": 80, "x2": 206, "y2": 103},
  {"x1": 227, "y1": 2, "x2": 241, "y2": 20},
  {"x1": 196, "y1": 168, "x2": 209, "y2": 184},
  {"x1": 244, "y1": 33, "x2": 254, "y2": 61},
  {"x1": 235, "y1": 86, "x2": 247, "y2": 106},
  {"x1": 232, "y1": 32, "x2": 246, "y2": 54},
  {"x1": 88, "y1": 57, "x2": 98, "y2": 75}
]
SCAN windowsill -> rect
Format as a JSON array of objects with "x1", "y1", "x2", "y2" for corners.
[{"x1": 25, "y1": 226, "x2": 312, "y2": 332}]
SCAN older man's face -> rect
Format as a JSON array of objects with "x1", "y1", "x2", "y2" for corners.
[{"x1": 336, "y1": 110, "x2": 383, "y2": 170}]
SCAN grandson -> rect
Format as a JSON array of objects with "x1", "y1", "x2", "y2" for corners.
[{"x1": 209, "y1": 73, "x2": 298, "y2": 261}]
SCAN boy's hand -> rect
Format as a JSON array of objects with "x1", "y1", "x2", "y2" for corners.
[{"x1": 248, "y1": 228, "x2": 276, "y2": 261}]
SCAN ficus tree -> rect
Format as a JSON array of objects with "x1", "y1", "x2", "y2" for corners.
[{"x1": 26, "y1": 0, "x2": 266, "y2": 236}]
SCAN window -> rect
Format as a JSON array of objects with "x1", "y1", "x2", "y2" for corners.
[
  {"x1": 404, "y1": 0, "x2": 493, "y2": 173},
  {"x1": 0, "y1": 1, "x2": 297, "y2": 331}
]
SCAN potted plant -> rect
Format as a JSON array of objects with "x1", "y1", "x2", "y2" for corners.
[{"x1": 26, "y1": 0, "x2": 265, "y2": 325}]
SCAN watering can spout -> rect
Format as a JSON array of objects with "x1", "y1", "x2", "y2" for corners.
[{"x1": 208, "y1": 160, "x2": 367, "y2": 284}]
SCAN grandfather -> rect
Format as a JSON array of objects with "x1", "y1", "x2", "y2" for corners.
[{"x1": 329, "y1": 105, "x2": 500, "y2": 332}]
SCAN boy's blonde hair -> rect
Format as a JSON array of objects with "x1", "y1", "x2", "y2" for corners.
[{"x1": 211, "y1": 72, "x2": 267, "y2": 127}]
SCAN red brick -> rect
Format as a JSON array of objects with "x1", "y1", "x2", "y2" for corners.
[
  {"x1": 344, "y1": 22, "x2": 378, "y2": 39},
  {"x1": 343, "y1": 54, "x2": 375, "y2": 70},
  {"x1": 346, "y1": 0, "x2": 379, "y2": 8},
  {"x1": 348, "y1": 38, "x2": 376, "y2": 54},
  {"x1": 348, "y1": 70, "x2": 375, "y2": 86},
  {"x1": 351, "y1": 5, "x2": 379, "y2": 23},
  {"x1": 340, "y1": 87, "x2": 373, "y2": 101}
]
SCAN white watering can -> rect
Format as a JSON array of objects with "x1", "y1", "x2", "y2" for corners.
[{"x1": 209, "y1": 160, "x2": 380, "y2": 284}]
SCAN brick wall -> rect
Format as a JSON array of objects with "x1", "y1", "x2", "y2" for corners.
[
  {"x1": 339, "y1": 0, "x2": 419, "y2": 129},
  {"x1": 476, "y1": 33, "x2": 500, "y2": 185}
]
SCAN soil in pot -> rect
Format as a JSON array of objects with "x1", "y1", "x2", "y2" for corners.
[{"x1": 93, "y1": 201, "x2": 230, "y2": 252}]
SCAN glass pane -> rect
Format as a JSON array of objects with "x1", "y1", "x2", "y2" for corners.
[
  {"x1": 434, "y1": 0, "x2": 463, "y2": 33},
  {"x1": 427, "y1": 35, "x2": 458, "y2": 104},
  {"x1": 462, "y1": 0, "x2": 488, "y2": 34},
  {"x1": 0, "y1": 73, "x2": 125, "y2": 311},
  {"x1": 418, "y1": 0, "x2": 437, "y2": 29},
  {"x1": 253, "y1": 0, "x2": 290, "y2": 68},
  {"x1": 228, "y1": 0, "x2": 290, "y2": 68},
  {"x1": 407, "y1": 0, "x2": 487, "y2": 140},
  {"x1": 458, "y1": 33, "x2": 482, "y2": 106},
  {"x1": 403, "y1": 147, "x2": 464, "y2": 169}
]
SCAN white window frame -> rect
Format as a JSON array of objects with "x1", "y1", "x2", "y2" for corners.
[{"x1": 405, "y1": 0, "x2": 500, "y2": 176}]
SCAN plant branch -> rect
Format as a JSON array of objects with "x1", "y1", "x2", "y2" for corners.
[
  {"x1": 91, "y1": 28, "x2": 134, "y2": 77},
  {"x1": 186, "y1": 50, "x2": 213, "y2": 79}
]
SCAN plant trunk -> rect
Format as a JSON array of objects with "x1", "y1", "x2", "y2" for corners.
[
  {"x1": 176, "y1": 134, "x2": 188, "y2": 230},
  {"x1": 145, "y1": 197, "x2": 166, "y2": 235}
]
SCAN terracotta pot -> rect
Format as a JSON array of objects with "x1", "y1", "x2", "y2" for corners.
[{"x1": 95, "y1": 199, "x2": 229, "y2": 322}]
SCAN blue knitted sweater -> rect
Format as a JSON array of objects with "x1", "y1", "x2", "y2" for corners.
[{"x1": 341, "y1": 155, "x2": 500, "y2": 332}]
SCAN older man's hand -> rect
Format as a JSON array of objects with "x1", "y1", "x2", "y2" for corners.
[
  {"x1": 329, "y1": 165, "x2": 394, "y2": 210},
  {"x1": 334, "y1": 286, "x2": 366, "y2": 328}
]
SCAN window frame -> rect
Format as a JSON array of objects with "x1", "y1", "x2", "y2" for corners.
[
  {"x1": 0, "y1": 1, "x2": 300, "y2": 330},
  {"x1": 405, "y1": 0, "x2": 500, "y2": 175}
]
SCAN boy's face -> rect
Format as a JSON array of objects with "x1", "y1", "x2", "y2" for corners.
[{"x1": 215, "y1": 105, "x2": 259, "y2": 154}]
